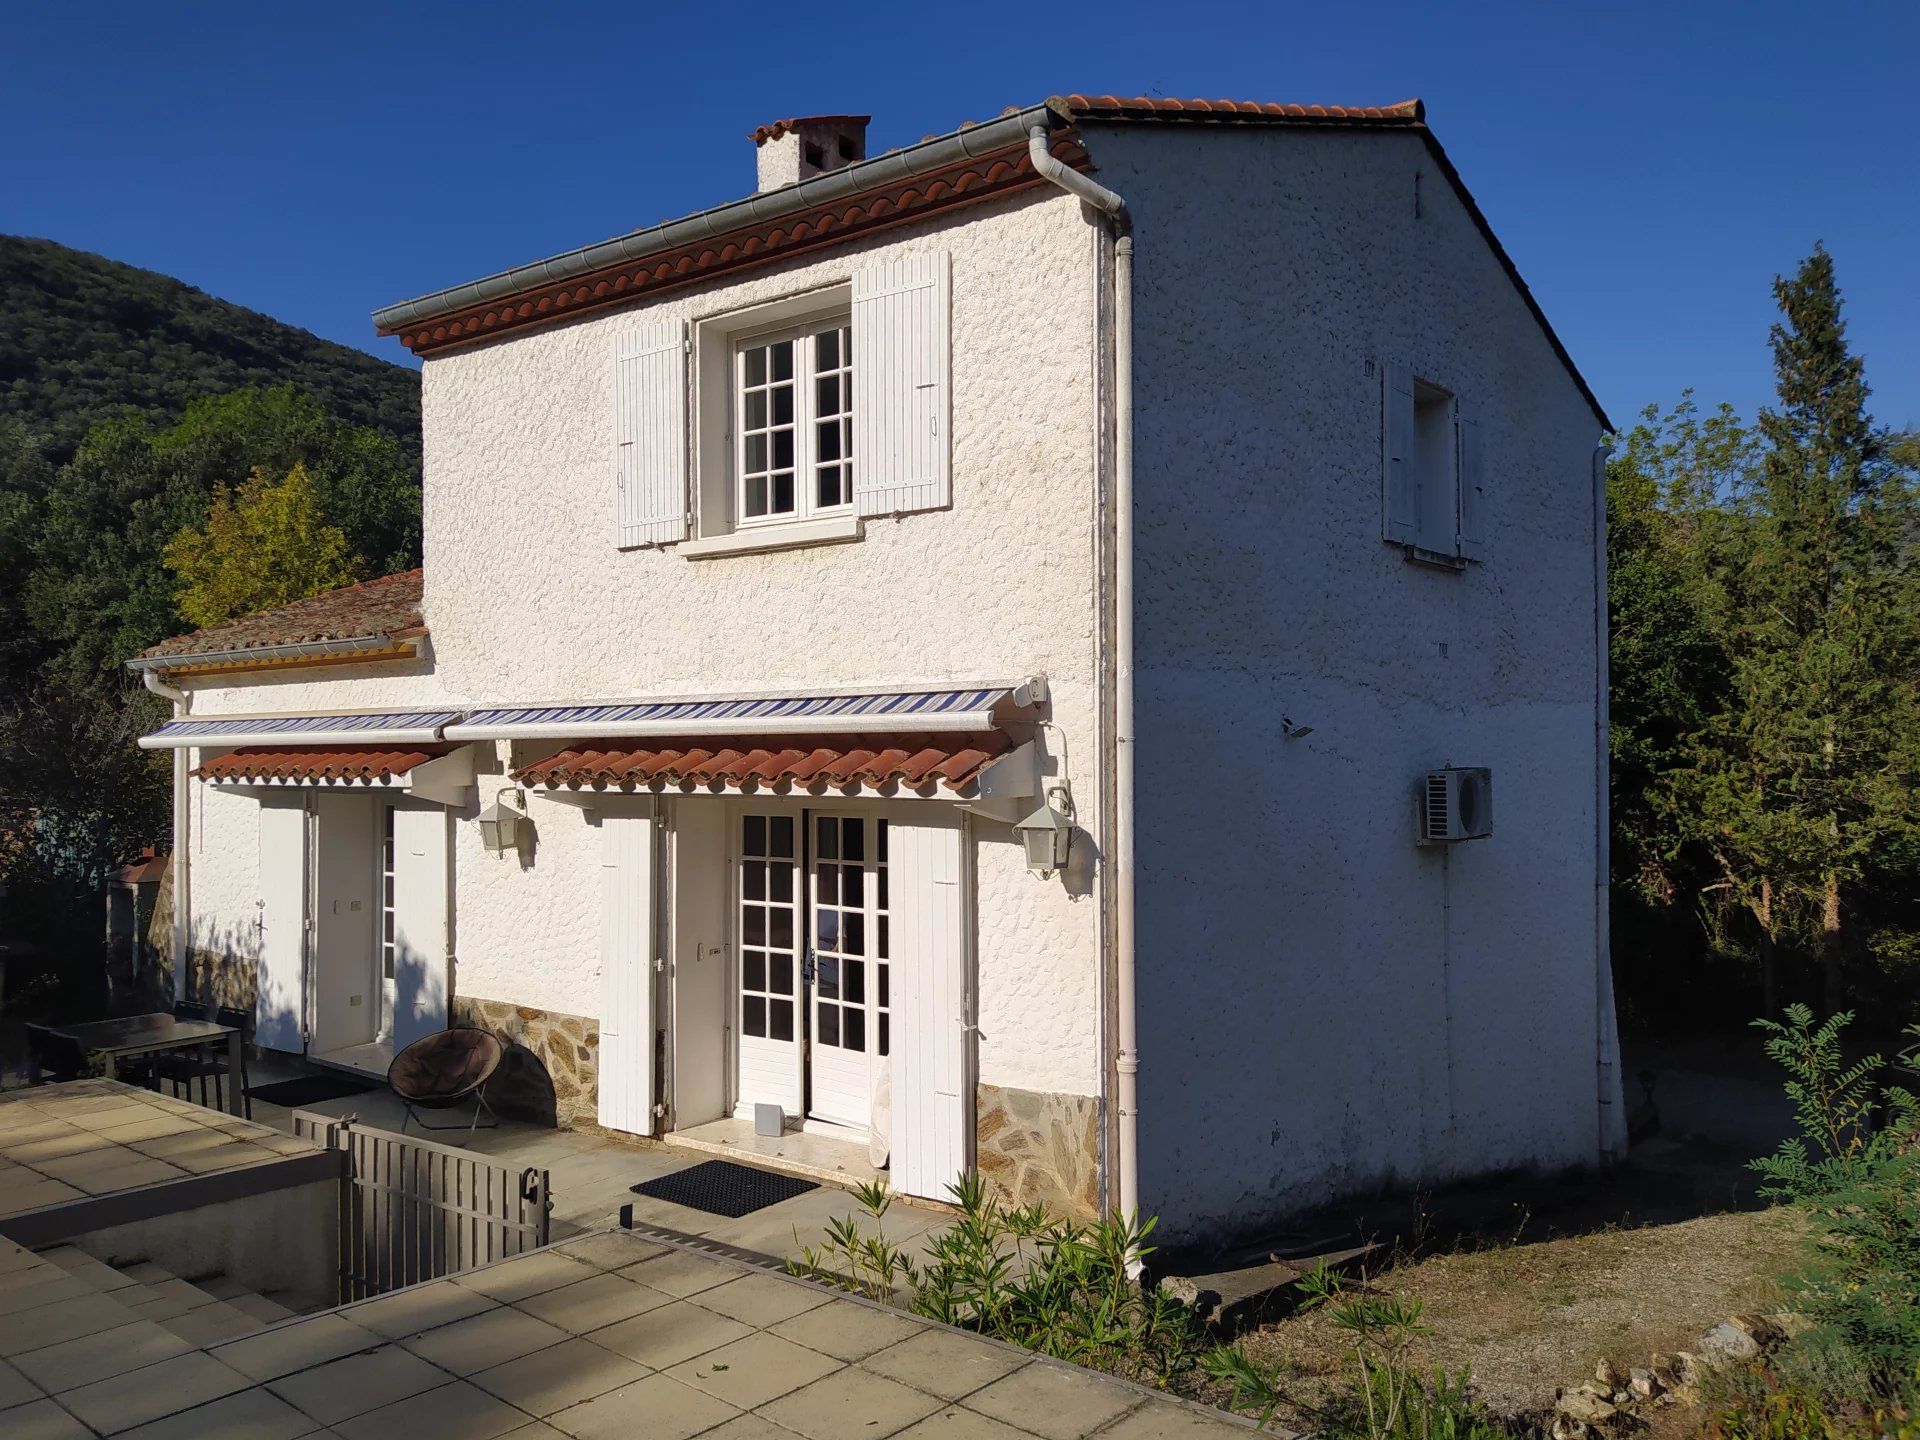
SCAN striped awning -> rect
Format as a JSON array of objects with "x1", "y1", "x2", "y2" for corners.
[
  {"x1": 138, "y1": 709, "x2": 464, "y2": 750},
  {"x1": 443, "y1": 685, "x2": 1027, "y2": 742}
]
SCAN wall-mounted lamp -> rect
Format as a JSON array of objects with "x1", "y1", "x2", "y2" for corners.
[
  {"x1": 478, "y1": 787, "x2": 525, "y2": 855},
  {"x1": 1015, "y1": 782, "x2": 1075, "y2": 879}
]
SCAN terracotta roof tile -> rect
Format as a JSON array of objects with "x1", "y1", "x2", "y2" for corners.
[
  {"x1": 194, "y1": 745, "x2": 444, "y2": 784},
  {"x1": 514, "y1": 732, "x2": 1012, "y2": 797},
  {"x1": 751, "y1": 115, "x2": 870, "y2": 146},
  {"x1": 1060, "y1": 95, "x2": 1424, "y2": 124},
  {"x1": 136, "y1": 569, "x2": 425, "y2": 664}
]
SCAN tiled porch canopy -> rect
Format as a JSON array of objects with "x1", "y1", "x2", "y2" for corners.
[
  {"x1": 193, "y1": 745, "x2": 447, "y2": 785},
  {"x1": 513, "y1": 733, "x2": 1013, "y2": 798}
]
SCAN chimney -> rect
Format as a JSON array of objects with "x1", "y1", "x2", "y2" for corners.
[{"x1": 752, "y1": 115, "x2": 870, "y2": 192}]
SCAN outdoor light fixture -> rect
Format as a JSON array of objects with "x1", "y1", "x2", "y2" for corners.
[
  {"x1": 1015, "y1": 783, "x2": 1075, "y2": 879},
  {"x1": 478, "y1": 788, "x2": 524, "y2": 855}
]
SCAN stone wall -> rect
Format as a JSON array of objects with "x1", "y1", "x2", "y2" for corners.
[
  {"x1": 975, "y1": 1083, "x2": 1103, "y2": 1220},
  {"x1": 452, "y1": 996, "x2": 599, "y2": 1130}
]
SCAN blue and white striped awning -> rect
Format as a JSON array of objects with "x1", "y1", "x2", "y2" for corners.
[
  {"x1": 442, "y1": 686, "x2": 1024, "y2": 741},
  {"x1": 138, "y1": 709, "x2": 464, "y2": 750}
]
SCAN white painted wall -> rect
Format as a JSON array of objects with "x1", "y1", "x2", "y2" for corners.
[
  {"x1": 174, "y1": 188, "x2": 1107, "y2": 1105},
  {"x1": 1082, "y1": 122, "x2": 1610, "y2": 1245}
]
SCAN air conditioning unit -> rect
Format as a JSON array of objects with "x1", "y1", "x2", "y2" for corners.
[{"x1": 1417, "y1": 767, "x2": 1492, "y2": 844}]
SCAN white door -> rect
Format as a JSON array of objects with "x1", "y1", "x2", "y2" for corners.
[
  {"x1": 389, "y1": 804, "x2": 449, "y2": 1049},
  {"x1": 806, "y1": 812, "x2": 890, "y2": 1131},
  {"x1": 255, "y1": 795, "x2": 310, "y2": 1053},
  {"x1": 735, "y1": 812, "x2": 804, "y2": 1119},
  {"x1": 889, "y1": 811, "x2": 971, "y2": 1202},
  {"x1": 598, "y1": 808, "x2": 657, "y2": 1135}
]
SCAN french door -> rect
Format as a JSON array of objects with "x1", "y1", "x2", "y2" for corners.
[{"x1": 735, "y1": 809, "x2": 891, "y2": 1132}]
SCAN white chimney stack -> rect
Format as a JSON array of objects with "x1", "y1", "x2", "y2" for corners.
[{"x1": 752, "y1": 115, "x2": 870, "y2": 192}]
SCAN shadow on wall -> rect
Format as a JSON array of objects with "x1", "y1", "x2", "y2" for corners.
[{"x1": 186, "y1": 915, "x2": 263, "y2": 1016}]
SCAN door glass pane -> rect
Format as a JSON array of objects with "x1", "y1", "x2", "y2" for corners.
[{"x1": 740, "y1": 814, "x2": 798, "y2": 1051}]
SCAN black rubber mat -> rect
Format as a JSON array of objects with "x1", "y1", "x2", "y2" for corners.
[
  {"x1": 246, "y1": 1073, "x2": 379, "y2": 1107},
  {"x1": 631, "y1": 1159, "x2": 819, "y2": 1218}
]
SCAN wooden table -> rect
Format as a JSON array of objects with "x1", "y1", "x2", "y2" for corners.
[{"x1": 41, "y1": 1014, "x2": 245, "y2": 1116}]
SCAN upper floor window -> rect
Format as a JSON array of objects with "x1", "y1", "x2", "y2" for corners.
[
  {"x1": 1381, "y1": 359, "x2": 1484, "y2": 566},
  {"x1": 736, "y1": 322, "x2": 853, "y2": 525}
]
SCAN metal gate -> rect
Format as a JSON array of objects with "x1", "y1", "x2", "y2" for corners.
[{"x1": 293, "y1": 1111, "x2": 552, "y2": 1302}]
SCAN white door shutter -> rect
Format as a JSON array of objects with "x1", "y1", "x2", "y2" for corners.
[
  {"x1": 598, "y1": 810, "x2": 657, "y2": 1135},
  {"x1": 390, "y1": 805, "x2": 450, "y2": 1049},
  {"x1": 1381, "y1": 359, "x2": 1417, "y2": 544},
  {"x1": 1456, "y1": 407, "x2": 1485, "y2": 561},
  {"x1": 852, "y1": 252, "x2": 951, "y2": 517},
  {"x1": 614, "y1": 320, "x2": 688, "y2": 548},
  {"x1": 889, "y1": 811, "x2": 970, "y2": 1202},
  {"x1": 255, "y1": 796, "x2": 309, "y2": 1053}
]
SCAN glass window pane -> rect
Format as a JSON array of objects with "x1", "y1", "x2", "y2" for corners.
[
  {"x1": 772, "y1": 341, "x2": 792, "y2": 381},
  {"x1": 842, "y1": 820, "x2": 864, "y2": 862},
  {"x1": 816, "y1": 421, "x2": 841, "y2": 462},
  {"x1": 743, "y1": 996, "x2": 766, "y2": 1038},
  {"x1": 770, "y1": 815, "x2": 793, "y2": 856},
  {"x1": 746, "y1": 390, "x2": 767, "y2": 430},
  {"x1": 773, "y1": 386, "x2": 793, "y2": 427},
  {"x1": 744, "y1": 950, "x2": 765, "y2": 991},
  {"x1": 817, "y1": 864, "x2": 838, "y2": 905},
  {"x1": 743, "y1": 815, "x2": 766, "y2": 856},
  {"x1": 770, "y1": 1000, "x2": 794, "y2": 1041},
  {"x1": 746, "y1": 346, "x2": 766, "y2": 386},
  {"x1": 816, "y1": 374, "x2": 839, "y2": 414},
  {"x1": 878, "y1": 915, "x2": 889, "y2": 959},
  {"x1": 745, "y1": 434, "x2": 767, "y2": 473},
  {"x1": 877, "y1": 868, "x2": 888, "y2": 910},
  {"x1": 770, "y1": 953, "x2": 792, "y2": 996},
  {"x1": 770, "y1": 906, "x2": 792, "y2": 951},
  {"x1": 744, "y1": 907, "x2": 766, "y2": 947},
  {"x1": 816, "y1": 910, "x2": 840, "y2": 952},
  {"x1": 844, "y1": 1009, "x2": 865, "y2": 1052},
  {"x1": 770, "y1": 861, "x2": 792, "y2": 901},
  {"x1": 845, "y1": 960, "x2": 864, "y2": 1003},
  {"x1": 878, "y1": 1013, "x2": 889, "y2": 1056},
  {"x1": 743, "y1": 861, "x2": 765, "y2": 901},
  {"x1": 817, "y1": 468, "x2": 843, "y2": 509},
  {"x1": 844, "y1": 911, "x2": 864, "y2": 957},
  {"x1": 817, "y1": 819, "x2": 838, "y2": 859},
  {"x1": 875, "y1": 819, "x2": 887, "y2": 861},
  {"x1": 878, "y1": 963, "x2": 889, "y2": 1007},
  {"x1": 817, "y1": 956, "x2": 839, "y2": 999},
  {"x1": 818, "y1": 1005, "x2": 839, "y2": 1047},
  {"x1": 773, "y1": 473, "x2": 793, "y2": 512},
  {"x1": 772, "y1": 430, "x2": 793, "y2": 470},
  {"x1": 746, "y1": 477, "x2": 767, "y2": 516},
  {"x1": 816, "y1": 328, "x2": 838, "y2": 368}
]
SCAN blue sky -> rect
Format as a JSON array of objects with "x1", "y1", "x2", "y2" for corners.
[{"x1": 5, "y1": 1, "x2": 1915, "y2": 432}]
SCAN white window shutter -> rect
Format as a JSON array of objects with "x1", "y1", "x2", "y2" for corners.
[
  {"x1": 852, "y1": 252, "x2": 951, "y2": 517},
  {"x1": 1456, "y1": 407, "x2": 1485, "y2": 561},
  {"x1": 390, "y1": 805, "x2": 450, "y2": 1049},
  {"x1": 598, "y1": 810, "x2": 657, "y2": 1136},
  {"x1": 1381, "y1": 359, "x2": 1416, "y2": 545},
  {"x1": 614, "y1": 321, "x2": 688, "y2": 548},
  {"x1": 889, "y1": 812, "x2": 970, "y2": 1202},
  {"x1": 254, "y1": 796, "x2": 309, "y2": 1053}
]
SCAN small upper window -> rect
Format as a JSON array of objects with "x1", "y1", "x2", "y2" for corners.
[
  {"x1": 736, "y1": 322, "x2": 853, "y2": 525},
  {"x1": 1382, "y1": 359, "x2": 1483, "y2": 564}
]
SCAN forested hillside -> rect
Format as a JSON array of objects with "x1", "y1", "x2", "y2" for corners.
[
  {"x1": 0, "y1": 236, "x2": 423, "y2": 960},
  {"x1": 0, "y1": 235, "x2": 418, "y2": 466}
]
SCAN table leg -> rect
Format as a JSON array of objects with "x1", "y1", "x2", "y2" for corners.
[
  {"x1": 226, "y1": 1031, "x2": 246, "y2": 1116},
  {"x1": 104, "y1": 1053, "x2": 118, "y2": 1085}
]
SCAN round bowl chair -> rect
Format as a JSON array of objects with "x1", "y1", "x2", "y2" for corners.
[{"x1": 387, "y1": 1027, "x2": 504, "y2": 1142}]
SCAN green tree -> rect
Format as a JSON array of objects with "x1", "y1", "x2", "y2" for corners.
[
  {"x1": 1690, "y1": 247, "x2": 1920, "y2": 1013},
  {"x1": 163, "y1": 463, "x2": 359, "y2": 628}
]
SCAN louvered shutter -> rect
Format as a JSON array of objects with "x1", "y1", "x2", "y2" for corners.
[
  {"x1": 613, "y1": 321, "x2": 688, "y2": 548},
  {"x1": 1381, "y1": 359, "x2": 1417, "y2": 545},
  {"x1": 852, "y1": 252, "x2": 952, "y2": 517},
  {"x1": 889, "y1": 811, "x2": 970, "y2": 1202},
  {"x1": 598, "y1": 809, "x2": 657, "y2": 1135},
  {"x1": 391, "y1": 805, "x2": 450, "y2": 1049},
  {"x1": 1455, "y1": 406, "x2": 1485, "y2": 561}
]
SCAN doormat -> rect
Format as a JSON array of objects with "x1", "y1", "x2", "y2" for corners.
[
  {"x1": 246, "y1": 1074, "x2": 380, "y2": 1107},
  {"x1": 631, "y1": 1159, "x2": 818, "y2": 1218}
]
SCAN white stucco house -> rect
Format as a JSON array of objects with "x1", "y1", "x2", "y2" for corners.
[{"x1": 130, "y1": 94, "x2": 1626, "y2": 1249}]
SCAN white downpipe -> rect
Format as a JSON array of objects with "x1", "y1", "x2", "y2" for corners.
[
  {"x1": 142, "y1": 670, "x2": 191, "y2": 1002},
  {"x1": 1592, "y1": 443, "x2": 1627, "y2": 1161},
  {"x1": 1028, "y1": 127, "x2": 1140, "y2": 1232}
]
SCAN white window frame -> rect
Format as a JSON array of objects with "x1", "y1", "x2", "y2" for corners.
[{"x1": 731, "y1": 316, "x2": 853, "y2": 530}]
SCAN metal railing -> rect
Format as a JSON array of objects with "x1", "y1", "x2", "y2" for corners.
[{"x1": 293, "y1": 1110, "x2": 552, "y2": 1302}]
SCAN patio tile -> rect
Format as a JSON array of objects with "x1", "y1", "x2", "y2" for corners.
[
  {"x1": 468, "y1": 1337, "x2": 650, "y2": 1416},
  {"x1": 513, "y1": 1272, "x2": 674, "y2": 1332},
  {"x1": 341, "y1": 1279, "x2": 496, "y2": 1339},
  {"x1": 169, "y1": 1141, "x2": 268, "y2": 1174},
  {"x1": 961, "y1": 1360, "x2": 1142, "y2": 1440},
  {"x1": 269, "y1": 1343, "x2": 453, "y2": 1425},
  {"x1": 161, "y1": 1299, "x2": 262, "y2": 1347},
  {"x1": 547, "y1": 1372, "x2": 740, "y2": 1440},
  {"x1": 769, "y1": 1300, "x2": 925, "y2": 1361},
  {"x1": 11, "y1": 1319, "x2": 194, "y2": 1392},
  {"x1": 700, "y1": 1416, "x2": 811, "y2": 1440},
  {"x1": 759, "y1": 1366, "x2": 943, "y2": 1440},
  {"x1": 693, "y1": 1273, "x2": 833, "y2": 1328},
  {"x1": 0, "y1": 1273, "x2": 87, "y2": 1318},
  {"x1": 897, "y1": 1405, "x2": 1044, "y2": 1440},
  {"x1": 400, "y1": 1306, "x2": 570, "y2": 1376},
  {"x1": 1089, "y1": 1402, "x2": 1254, "y2": 1439},
  {"x1": 334, "y1": 1379, "x2": 531, "y2": 1440},
  {"x1": 3, "y1": 1134, "x2": 100, "y2": 1165},
  {"x1": 585, "y1": 1299, "x2": 752, "y2": 1370},
  {"x1": 664, "y1": 1331, "x2": 842, "y2": 1410},
  {"x1": 0, "y1": 1292, "x2": 143, "y2": 1354},
  {"x1": 863, "y1": 1329, "x2": 1029, "y2": 1402},
  {"x1": 64, "y1": 1156, "x2": 189, "y2": 1194},
  {"x1": 547, "y1": 1232, "x2": 668, "y2": 1272},
  {"x1": 116, "y1": 1386, "x2": 317, "y2": 1440},
  {"x1": 212, "y1": 1312, "x2": 384, "y2": 1381},
  {"x1": 613, "y1": 1247, "x2": 735, "y2": 1297},
  {"x1": 90, "y1": 1113, "x2": 203, "y2": 1144},
  {"x1": 0, "y1": 1356, "x2": 44, "y2": 1408},
  {"x1": 58, "y1": 1350, "x2": 251, "y2": 1435},
  {"x1": 454, "y1": 1252, "x2": 598, "y2": 1305},
  {"x1": 0, "y1": 1397, "x2": 94, "y2": 1439}
]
